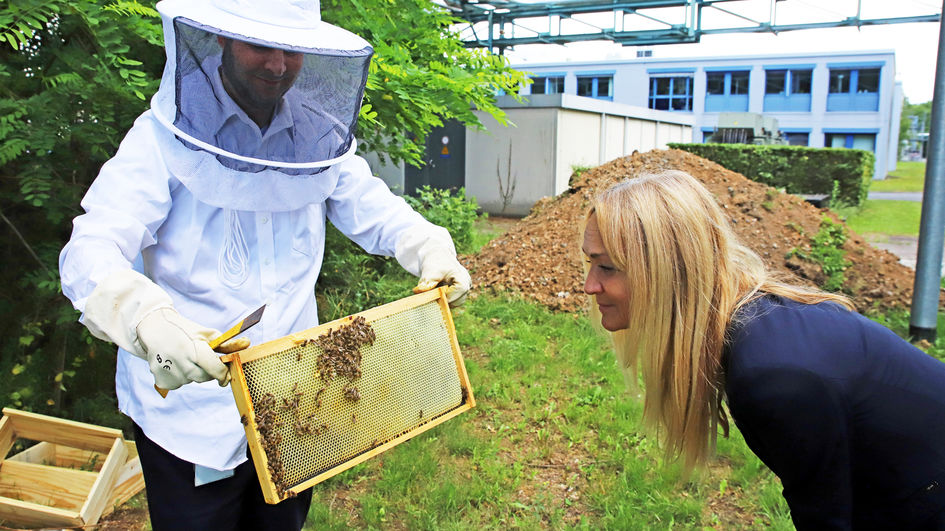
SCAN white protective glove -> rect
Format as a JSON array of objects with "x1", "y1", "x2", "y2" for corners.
[
  {"x1": 395, "y1": 231, "x2": 472, "y2": 306},
  {"x1": 135, "y1": 308, "x2": 231, "y2": 390},
  {"x1": 83, "y1": 269, "x2": 241, "y2": 390}
]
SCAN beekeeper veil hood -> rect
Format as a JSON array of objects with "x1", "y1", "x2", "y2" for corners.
[{"x1": 151, "y1": 0, "x2": 373, "y2": 211}]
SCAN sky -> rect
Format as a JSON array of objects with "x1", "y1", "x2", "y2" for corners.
[{"x1": 489, "y1": 1, "x2": 942, "y2": 103}]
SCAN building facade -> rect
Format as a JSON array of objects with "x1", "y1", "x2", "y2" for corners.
[{"x1": 515, "y1": 50, "x2": 903, "y2": 179}]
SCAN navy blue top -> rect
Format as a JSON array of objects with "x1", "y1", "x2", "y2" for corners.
[{"x1": 724, "y1": 295, "x2": 945, "y2": 530}]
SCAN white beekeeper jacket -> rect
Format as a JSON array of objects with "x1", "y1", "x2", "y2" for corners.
[
  {"x1": 58, "y1": 108, "x2": 452, "y2": 471},
  {"x1": 60, "y1": 0, "x2": 458, "y2": 473}
]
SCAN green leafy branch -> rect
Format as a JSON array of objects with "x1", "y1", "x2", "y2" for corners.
[
  {"x1": 0, "y1": 2, "x2": 58, "y2": 50},
  {"x1": 323, "y1": 0, "x2": 527, "y2": 167}
]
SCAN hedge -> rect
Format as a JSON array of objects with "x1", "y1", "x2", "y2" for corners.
[{"x1": 667, "y1": 143, "x2": 875, "y2": 206}]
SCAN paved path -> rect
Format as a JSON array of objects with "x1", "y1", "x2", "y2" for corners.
[
  {"x1": 870, "y1": 235, "x2": 920, "y2": 270},
  {"x1": 864, "y1": 192, "x2": 923, "y2": 269},
  {"x1": 867, "y1": 192, "x2": 923, "y2": 202}
]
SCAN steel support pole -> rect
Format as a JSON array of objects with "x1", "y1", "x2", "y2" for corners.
[
  {"x1": 909, "y1": 0, "x2": 945, "y2": 341},
  {"x1": 488, "y1": 9, "x2": 494, "y2": 54}
]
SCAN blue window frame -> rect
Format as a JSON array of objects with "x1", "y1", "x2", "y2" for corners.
[
  {"x1": 576, "y1": 75, "x2": 613, "y2": 100},
  {"x1": 529, "y1": 75, "x2": 565, "y2": 95},
  {"x1": 827, "y1": 67, "x2": 880, "y2": 111},
  {"x1": 648, "y1": 75, "x2": 692, "y2": 111},
  {"x1": 825, "y1": 131, "x2": 876, "y2": 152},
  {"x1": 705, "y1": 70, "x2": 749, "y2": 112},
  {"x1": 763, "y1": 67, "x2": 812, "y2": 112},
  {"x1": 784, "y1": 132, "x2": 810, "y2": 146}
]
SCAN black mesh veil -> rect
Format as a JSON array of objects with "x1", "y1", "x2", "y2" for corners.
[{"x1": 169, "y1": 18, "x2": 372, "y2": 173}]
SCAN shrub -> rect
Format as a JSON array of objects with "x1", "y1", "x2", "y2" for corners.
[
  {"x1": 668, "y1": 143, "x2": 875, "y2": 206},
  {"x1": 317, "y1": 224, "x2": 414, "y2": 322},
  {"x1": 317, "y1": 187, "x2": 481, "y2": 321},
  {"x1": 787, "y1": 216, "x2": 850, "y2": 292},
  {"x1": 404, "y1": 186, "x2": 481, "y2": 254}
]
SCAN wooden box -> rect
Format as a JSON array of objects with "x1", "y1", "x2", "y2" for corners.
[{"x1": 0, "y1": 408, "x2": 145, "y2": 528}]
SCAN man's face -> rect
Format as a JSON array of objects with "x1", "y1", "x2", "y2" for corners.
[{"x1": 218, "y1": 37, "x2": 303, "y2": 120}]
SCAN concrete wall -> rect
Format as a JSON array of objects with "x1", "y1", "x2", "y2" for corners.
[
  {"x1": 467, "y1": 94, "x2": 693, "y2": 216},
  {"x1": 466, "y1": 106, "x2": 558, "y2": 215}
]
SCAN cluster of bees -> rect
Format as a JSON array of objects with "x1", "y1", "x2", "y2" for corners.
[
  {"x1": 310, "y1": 316, "x2": 376, "y2": 402},
  {"x1": 292, "y1": 412, "x2": 327, "y2": 437},
  {"x1": 252, "y1": 392, "x2": 295, "y2": 499},
  {"x1": 280, "y1": 382, "x2": 328, "y2": 437},
  {"x1": 245, "y1": 315, "x2": 379, "y2": 498}
]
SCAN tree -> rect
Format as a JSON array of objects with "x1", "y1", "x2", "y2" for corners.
[
  {"x1": 0, "y1": 0, "x2": 163, "y2": 424},
  {"x1": 322, "y1": 0, "x2": 526, "y2": 167},
  {"x1": 0, "y1": 0, "x2": 525, "y2": 423},
  {"x1": 900, "y1": 98, "x2": 932, "y2": 155}
]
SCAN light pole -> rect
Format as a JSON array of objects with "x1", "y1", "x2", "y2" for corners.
[{"x1": 909, "y1": 0, "x2": 945, "y2": 341}]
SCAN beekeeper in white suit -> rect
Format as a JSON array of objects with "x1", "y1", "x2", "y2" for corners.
[{"x1": 58, "y1": 0, "x2": 470, "y2": 528}]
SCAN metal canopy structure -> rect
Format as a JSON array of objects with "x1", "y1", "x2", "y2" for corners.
[{"x1": 448, "y1": 0, "x2": 941, "y2": 53}]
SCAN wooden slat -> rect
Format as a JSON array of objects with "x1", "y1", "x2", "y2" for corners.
[
  {"x1": 438, "y1": 292, "x2": 477, "y2": 409},
  {"x1": 6, "y1": 441, "x2": 55, "y2": 465},
  {"x1": 49, "y1": 446, "x2": 105, "y2": 471},
  {"x1": 0, "y1": 460, "x2": 96, "y2": 510},
  {"x1": 223, "y1": 288, "x2": 442, "y2": 365},
  {"x1": 0, "y1": 415, "x2": 13, "y2": 460},
  {"x1": 10, "y1": 441, "x2": 145, "y2": 520},
  {"x1": 102, "y1": 454, "x2": 144, "y2": 517},
  {"x1": 0, "y1": 495, "x2": 81, "y2": 528},
  {"x1": 78, "y1": 437, "x2": 126, "y2": 525},
  {"x1": 10, "y1": 442, "x2": 105, "y2": 471},
  {"x1": 1, "y1": 408, "x2": 123, "y2": 453},
  {"x1": 124, "y1": 439, "x2": 138, "y2": 460}
]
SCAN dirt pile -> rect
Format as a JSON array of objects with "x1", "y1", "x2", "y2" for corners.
[{"x1": 461, "y1": 149, "x2": 924, "y2": 314}]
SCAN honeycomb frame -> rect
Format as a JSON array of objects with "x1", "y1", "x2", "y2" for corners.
[{"x1": 222, "y1": 288, "x2": 475, "y2": 503}]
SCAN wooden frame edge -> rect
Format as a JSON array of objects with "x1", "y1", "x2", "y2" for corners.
[
  {"x1": 223, "y1": 289, "x2": 443, "y2": 365},
  {"x1": 0, "y1": 415, "x2": 13, "y2": 460},
  {"x1": 104, "y1": 453, "x2": 144, "y2": 516},
  {"x1": 1, "y1": 408, "x2": 124, "y2": 453},
  {"x1": 437, "y1": 291, "x2": 477, "y2": 410},
  {"x1": 223, "y1": 287, "x2": 470, "y2": 504},
  {"x1": 0, "y1": 495, "x2": 82, "y2": 528},
  {"x1": 77, "y1": 437, "x2": 127, "y2": 525},
  {"x1": 227, "y1": 354, "x2": 282, "y2": 504}
]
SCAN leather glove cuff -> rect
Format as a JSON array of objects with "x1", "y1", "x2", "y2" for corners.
[
  {"x1": 83, "y1": 269, "x2": 174, "y2": 358},
  {"x1": 394, "y1": 228, "x2": 456, "y2": 276}
]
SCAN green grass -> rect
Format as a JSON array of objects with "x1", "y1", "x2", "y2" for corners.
[
  {"x1": 303, "y1": 292, "x2": 792, "y2": 529},
  {"x1": 297, "y1": 212, "x2": 945, "y2": 529},
  {"x1": 469, "y1": 215, "x2": 505, "y2": 252},
  {"x1": 835, "y1": 200, "x2": 922, "y2": 237},
  {"x1": 870, "y1": 161, "x2": 926, "y2": 192}
]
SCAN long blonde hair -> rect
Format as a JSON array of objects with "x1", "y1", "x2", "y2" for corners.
[{"x1": 588, "y1": 170, "x2": 853, "y2": 471}]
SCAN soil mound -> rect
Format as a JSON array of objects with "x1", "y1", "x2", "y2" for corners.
[{"x1": 461, "y1": 149, "x2": 924, "y2": 314}]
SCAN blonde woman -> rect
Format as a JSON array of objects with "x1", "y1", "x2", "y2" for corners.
[{"x1": 581, "y1": 170, "x2": 945, "y2": 530}]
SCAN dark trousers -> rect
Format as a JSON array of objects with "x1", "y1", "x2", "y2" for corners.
[{"x1": 133, "y1": 424, "x2": 313, "y2": 531}]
